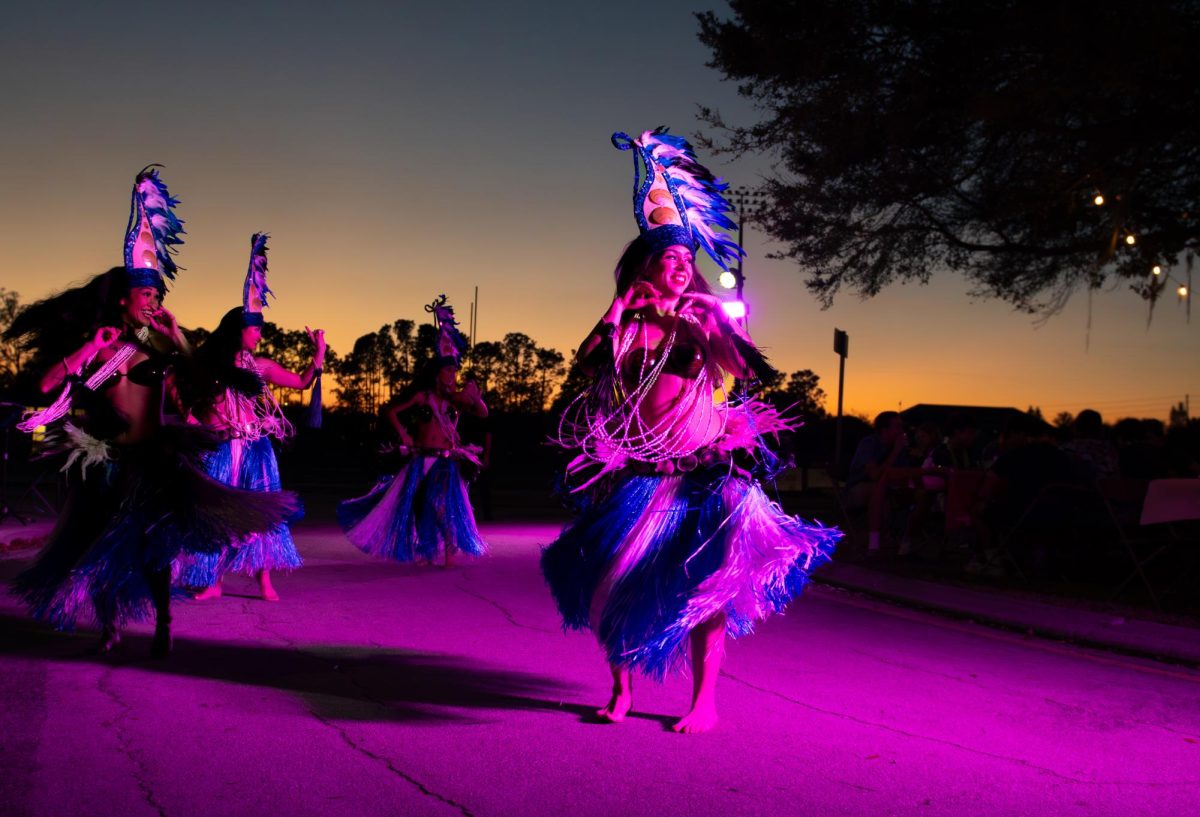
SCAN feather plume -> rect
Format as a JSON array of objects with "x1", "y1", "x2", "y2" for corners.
[
  {"x1": 425, "y1": 294, "x2": 469, "y2": 360},
  {"x1": 242, "y1": 233, "x2": 273, "y2": 316},
  {"x1": 613, "y1": 128, "x2": 744, "y2": 271},
  {"x1": 123, "y1": 165, "x2": 185, "y2": 283}
]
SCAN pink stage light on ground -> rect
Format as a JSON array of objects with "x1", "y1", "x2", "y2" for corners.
[{"x1": 722, "y1": 300, "x2": 747, "y2": 320}]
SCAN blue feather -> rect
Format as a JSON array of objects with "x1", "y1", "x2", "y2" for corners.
[{"x1": 123, "y1": 164, "x2": 185, "y2": 285}]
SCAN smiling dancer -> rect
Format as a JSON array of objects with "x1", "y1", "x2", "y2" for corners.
[
  {"x1": 338, "y1": 296, "x2": 488, "y2": 567},
  {"x1": 541, "y1": 130, "x2": 841, "y2": 732},
  {"x1": 7, "y1": 168, "x2": 296, "y2": 655},
  {"x1": 179, "y1": 234, "x2": 325, "y2": 601}
]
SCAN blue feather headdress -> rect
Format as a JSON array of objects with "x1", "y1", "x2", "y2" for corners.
[
  {"x1": 122, "y1": 164, "x2": 184, "y2": 292},
  {"x1": 611, "y1": 128, "x2": 743, "y2": 271},
  {"x1": 425, "y1": 294, "x2": 468, "y2": 369},
  {"x1": 242, "y1": 233, "x2": 272, "y2": 327}
]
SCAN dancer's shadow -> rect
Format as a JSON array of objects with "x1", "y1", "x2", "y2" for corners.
[{"x1": 0, "y1": 612, "x2": 579, "y2": 725}]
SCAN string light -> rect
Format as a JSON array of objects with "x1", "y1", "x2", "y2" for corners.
[
  {"x1": 1125, "y1": 234, "x2": 1136, "y2": 246},
  {"x1": 1152, "y1": 265, "x2": 1162, "y2": 276},
  {"x1": 1093, "y1": 194, "x2": 1105, "y2": 206},
  {"x1": 1179, "y1": 286, "x2": 1189, "y2": 298},
  {"x1": 718, "y1": 270, "x2": 737, "y2": 289}
]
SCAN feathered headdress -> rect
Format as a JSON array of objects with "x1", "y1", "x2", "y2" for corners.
[
  {"x1": 611, "y1": 128, "x2": 743, "y2": 271},
  {"x1": 425, "y1": 294, "x2": 468, "y2": 369},
  {"x1": 242, "y1": 233, "x2": 272, "y2": 327},
  {"x1": 122, "y1": 164, "x2": 184, "y2": 291}
]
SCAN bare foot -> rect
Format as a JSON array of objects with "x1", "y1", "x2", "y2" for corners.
[
  {"x1": 595, "y1": 690, "x2": 633, "y2": 723},
  {"x1": 98, "y1": 628, "x2": 120, "y2": 653},
  {"x1": 258, "y1": 571, "x2": 280, "y2": 602},
  {"x1": 193, "y1": 583, "x2": 222, "y2": 601},
  {"x1": 672, "y1": 702, "x2": 719, "y2": 734},
  {"x1": 149, "y1": 623, "x2": 172, "y2": 659}
]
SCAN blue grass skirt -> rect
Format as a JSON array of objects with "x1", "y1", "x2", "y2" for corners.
[
  {"x1": 177, "y1": 436, "x2": 303, "y2": 587},
  {"x1": 338, "y1": 455, "x2": 487, "y2": 562},
  {"x1": 13, "y1": 427, "x2": 298, "y2": 630},
  {"x1": 541, "y1": 466, "x2": 841, "y2": 680}
]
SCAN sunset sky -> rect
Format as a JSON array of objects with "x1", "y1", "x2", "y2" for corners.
[{"x1": 1, "y1": 1, "x2": 1195, "y2": 421}]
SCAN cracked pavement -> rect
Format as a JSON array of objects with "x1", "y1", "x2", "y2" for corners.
[{"x1": 2, "y1": 517, "x2": 1198, "y2": 817}]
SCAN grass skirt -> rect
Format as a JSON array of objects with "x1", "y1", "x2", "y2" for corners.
[
  {"x1": 177, "y1": 437, "x2": 302, "y2": 586},
  {"x1": 13, "y1": 426, "x2": 299, "y2": 630},
  {"x1": 540, "y1": 466, "x2": 840, "y2": 680},
  {"x1": 338, "y1": 455, "x2": 487, "y2": 562}
]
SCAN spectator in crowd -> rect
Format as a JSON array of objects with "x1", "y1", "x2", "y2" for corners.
[
  {"x1": 1113, "y1": 418, "x2": 1170, "y2": 480},
  {"x1": 847, "y1": 411, "x2": 940, "y2": 554},
  {"x1": 897, "y1": 422, "x2": 944, "y2": 556},
  {"x1": 1061, "y1": 408, "x2": 1119, "y2": 482},
  {"x1": 926, "y1": 414, "x2": 985, "y2": 542},
  {"x1": 973, "y1": 415, "x2": 1077, "y2": 574}
]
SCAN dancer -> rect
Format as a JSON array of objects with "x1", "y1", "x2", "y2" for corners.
[
  {"x1": 179, "y1": 234, "x2": 325, "y2": 601},
  {"x1": 7, "y1": 167, "x2": 295, "y2": 655},
  {"x1": 541, "y1": 130, "x2": 841, "y2": 733},
  {"x1": 338, "y1": 296, "x2": 488, "y2": 567}
]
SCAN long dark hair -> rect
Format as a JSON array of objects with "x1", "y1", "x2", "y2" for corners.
[
  {"x1": 184, "y1": 307, "x2": 263, "y2": 409},
  {"x1": 612, "y1": 237, "x2": 777, "y2": 385},
  {"x1": 612, "y1": 236, "x2": 716, "y2": 300},
  {"x1": 4, "y1": 267, "x2": 132, "y2": 363}
]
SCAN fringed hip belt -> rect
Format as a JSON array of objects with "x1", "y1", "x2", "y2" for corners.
[
  {"x1": 623, "y1": 445, "x2": 757, "y2": 478},
  {"x1": 212, "y1": 427, "x2": 266, "y2": 442},
  {"x1": 381, "y1": 443, "x2": 483, "y2": 467}
]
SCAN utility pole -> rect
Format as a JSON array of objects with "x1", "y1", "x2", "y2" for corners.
[
  {"x1": 469, "y1": 286, "x2": 479, "y2": 351},
  {"x1": 833, "y1": 329, "x2": 849, "y2": 468}
]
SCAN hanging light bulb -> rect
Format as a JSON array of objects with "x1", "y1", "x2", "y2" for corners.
[
  {"x1": 1093, "y1": 194, "x2": 1105, "y2": 206},
  {"x1": 1152, "y1": 265, "x2": 1163, "y2": 276},
  {"x1": 718, "y1": 270, "x2": 737, "y2": 289},
  {"x1": 1125, "y1": 234, "x2": 1136, "y2": 246},
  {"x1": 1179, "y1": 286, "x2": 1189, "y2": 298}
]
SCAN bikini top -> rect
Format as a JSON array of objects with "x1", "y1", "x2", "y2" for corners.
[
  {"x1": 95, "y1": 356, "x2": 168, "y2": 390},
  {"x1": 620, "y1": 315, "x2": 709, "y2": 383},
  {"x1": 621, "y1": 341, "x2": 707, "y2": 381},
  {"x1": 412, "y1": 402, "x2": 459, "y2": 424}
]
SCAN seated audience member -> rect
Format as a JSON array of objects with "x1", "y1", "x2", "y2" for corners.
[
  {"x1": 1061, "y1": 408, "x2": 1119, "y2": 482},
  {"x1": 931, "y1": 415, "x2": 984, "y2": 535},
  {"x1": 846, "y1": 411, "x2": 939, "y2": 554},
  {"x1": 1113, "y1": 418, "x2": 1170, "y2": 480},
  {"x1": 931, "y1": 414, "x2": 981, "y2": 472},
  {"x1": 899, "y1": 423, "x2": 944, "y2": 555},
  {"x1": 973, "y1": 416, "x2": 1078, "y2": 573}
]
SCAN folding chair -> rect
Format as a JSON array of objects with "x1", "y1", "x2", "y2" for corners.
[{"x1": 1095, "y1": 478, "x2": 1163, "y2": 609}]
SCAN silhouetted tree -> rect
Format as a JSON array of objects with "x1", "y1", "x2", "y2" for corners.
[
  {"x1": 1169, "y1": 400, "x2": 1190, "y2": 428},
  {"x1": 697, "y1": 0, "x2": 1200, "y2": 315},
  {"x1": 0, "y1": 288, "x2": 27, "y2": 392},
  {"x1": 765, "y1": 369, "x2": 826, "y2": 418},
  {"x1": 466, "y1": 340, "x2": 504, "y2": 396},
  {"x1": 260, "y1": 322, "x2": 330, "y2": 406}
]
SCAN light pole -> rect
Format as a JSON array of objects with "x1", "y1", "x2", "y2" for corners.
[
  {"x1": 722, "y1": 187, "x2": 765, "y2": 306},
  {"x1": 724, "y1": 185, "x2": 763, "y2": 297}
]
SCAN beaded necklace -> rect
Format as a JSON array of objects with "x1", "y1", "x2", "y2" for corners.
[{"x1": 557, "y1": 313, "x2": 729, "y2": 477}]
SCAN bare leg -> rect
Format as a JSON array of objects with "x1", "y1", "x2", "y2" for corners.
[
  {"x1": 148, "y1": 568, "x2": 172, "y2": 658},
  {"x1": 257, "y1": 569, "x2": 279, "y2": 602},
  {"x1": 193, "y1": 582, "x2": 223, "y2": 600},
  {"x1": 673, "y1": 613, "x2": 726, "y2": 734},
  {"x1": 443, "y1": 544, "x2": 457, "y2": 568},
  {"x1": 94, "y1": 594, "x2": 119, "y2": 653},
  {"x1": 596, "y1": 663, "x2": 633, "y2": 723}
]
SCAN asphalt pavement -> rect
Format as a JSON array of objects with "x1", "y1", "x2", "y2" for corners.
[{"x1": 2, "y1": 516, "x2": 1198, "y2": 817}]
